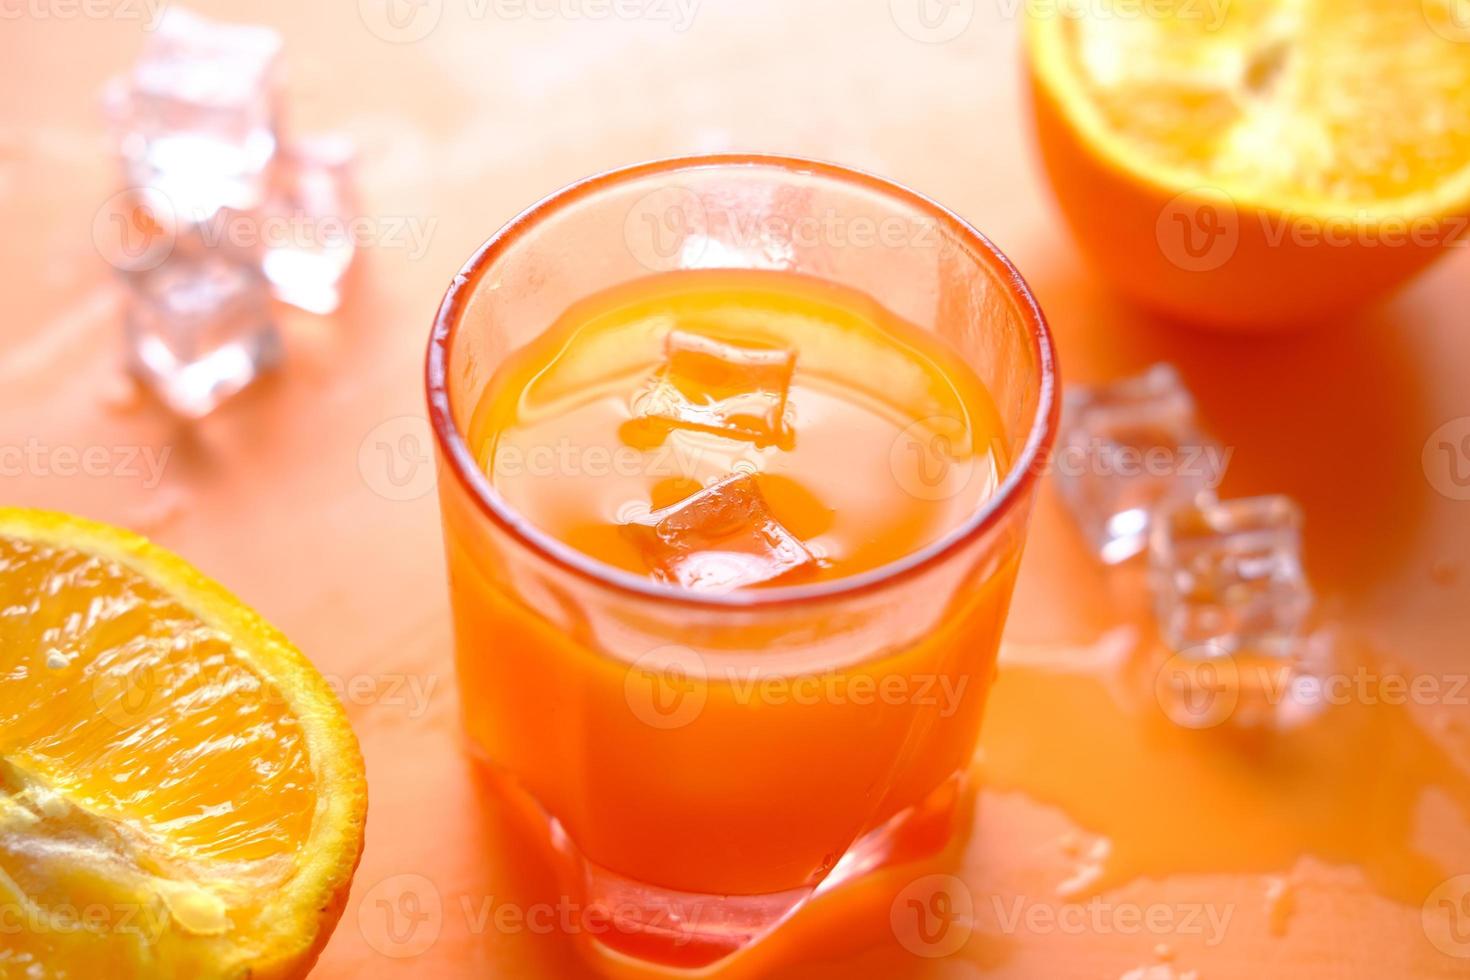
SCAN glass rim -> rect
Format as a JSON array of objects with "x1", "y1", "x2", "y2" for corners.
[{"x1": 426, "y1": 153, "x2": 1059, "y2": 610}]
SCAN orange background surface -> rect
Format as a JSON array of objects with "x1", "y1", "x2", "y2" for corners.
[{"x1": 2, "y1": 2, "x2": 1468, "y2": 976}]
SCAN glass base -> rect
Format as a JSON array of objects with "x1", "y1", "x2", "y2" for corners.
[
  {"x1": 474, "y1": 755, "x2": 968, "y2": 971},
  {"x1": 571, "y1": 842, "x2": 811, "y2": 968}
]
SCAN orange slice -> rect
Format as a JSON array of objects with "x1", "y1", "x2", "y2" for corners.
[
  {"x1": 1027, "y1": 0, "x2": 1470, "y2": 328},
  {"x1": 0, "y1": 509, "x2": 366, "y2": 978}
]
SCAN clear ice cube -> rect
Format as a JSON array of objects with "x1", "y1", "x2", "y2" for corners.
[
  {"x1": 123, "y1": 254, "x2": 281, "y2": 418},
  {"x1": 1149, "y1": 495, "x2": 1313, "y2": 657},
  {"x1": 1054, "y1": 364, "x2": 1224, "y2": 564},
  {"x1": 111, "y1": 8, "x2": 283, "y2": 218},
  {"x1": 635, "y1": 330, "x2": 796, "y2": 445},
  {"x1": 620, "y1": 472, "x2": 815, "y2": 592},
  {"x1": 261, "y1": 135, "x2": 357, "y2": 314}
]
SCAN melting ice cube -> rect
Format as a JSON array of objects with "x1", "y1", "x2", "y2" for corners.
[
  {"x1": 123, "y1": 253, "x2": 281, "y2": 418},
  {"x1": 635, "y1": 330, "x2": 796, "y2": 445},
  {"x1": 1149, "y1": 494, "x2": 1313, "y2": 657},
  {"x1": 621, "y1": 472, "x2": 815, "y2": 592},
  {"x1": 1054, "y1": 364, "x2": 1224, "y2": 564},
  {"x1": 110, "y1": 8, "x2": 283, "y2": 218},
  {"x1": 261, "y1": 135, "x2": 358, "y2": 314}
]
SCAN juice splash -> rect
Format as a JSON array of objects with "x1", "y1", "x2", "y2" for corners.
[
  {"x1": 980, "y1": 629, "x2": 1470, "y2": 906},
  {"x1": 686, "y1": 630, "x2": 1470, "y2": 978}
]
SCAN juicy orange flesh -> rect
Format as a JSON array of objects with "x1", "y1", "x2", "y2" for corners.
[
  {"x1": 1049, "y1": 0, "x2": 1470, "y2": 205},
  {"x1": 0, "y1": 535, "x2": 316, "y2": 972}
]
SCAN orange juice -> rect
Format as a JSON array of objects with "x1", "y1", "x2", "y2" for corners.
[
  {"x1": 441, "y1": 270, "x2": 1022, "y2": 962},
  {"x1": 428, "y1": 156, "x2": 1057, "y2": 969},
  {"x1": 466, "y1": 269, "x2": 1007, "y2": 585}
]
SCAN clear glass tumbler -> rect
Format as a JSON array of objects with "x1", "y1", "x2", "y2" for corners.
[{"x1": 427, "y1": 155, "x2": 1058, "y2": 969}]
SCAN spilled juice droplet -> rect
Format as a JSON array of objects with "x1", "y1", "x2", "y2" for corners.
[
  {"x1": 1263, "y1": 876, "x2": 1296, "y2": 936},
  {"x1": 979, "y1": 631, "x2": 1470, "y2": 906}
]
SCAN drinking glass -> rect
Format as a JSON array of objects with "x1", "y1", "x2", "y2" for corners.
[{"x1": 427, "y1": 155, "x2": 1058, "y2": 968}]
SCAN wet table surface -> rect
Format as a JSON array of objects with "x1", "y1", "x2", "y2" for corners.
[{"x1": 2, "y1": 2, "x2": 1468, "y2": 977}]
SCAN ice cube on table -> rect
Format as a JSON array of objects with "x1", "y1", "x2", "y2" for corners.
[
  {"x1": 1149, "y1": 495, "x2": 1313, "y2": 658},
  {"x1": 635, "y1": 331, "x2": 796, "y2": 445},
  {"x1": 620, "y1": 473, "x2": 815, "y2": 592},
  {"x1": 1055, "y1": 364, "x2": 1223, "y2": 564},
  {"x1": 111, "y1": 8, "x2": 283, "y2": 217},
  {"x1": 123, "y1": 253, "x2": 281, "y2": 418},
  {"x1": 262, "y1": 135, "x2": 357, "y2": 314}
]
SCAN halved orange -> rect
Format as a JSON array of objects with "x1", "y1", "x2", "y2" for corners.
[
  {"x1": 0, "y1": 510, "x2": 366, "y2": 978},
  {"x1": 1027, "y1": 0, "x2": 1470, "y2": 328}
]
